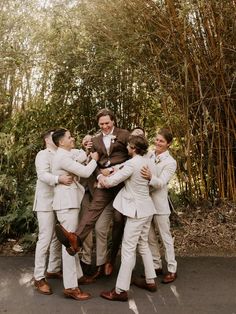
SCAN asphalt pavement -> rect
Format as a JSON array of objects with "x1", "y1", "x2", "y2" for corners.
[{"x1": 0, "y1": 256, "x2": 236, "y2": 314}]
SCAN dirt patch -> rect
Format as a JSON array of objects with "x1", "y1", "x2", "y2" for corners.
[{"x1": 171, "y1": 201, "x2": 236, "y2": 257}]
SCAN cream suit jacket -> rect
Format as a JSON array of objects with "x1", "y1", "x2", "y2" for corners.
[
  {"x1": 149, "y1": 150, "x2": 177, "y2": 215},
  {"x1": 52, "y1": 147, "x2": 97, "y2": 210},
  {"x1": 105, "y1": 155, "x2": 156, "y2": 218},
  {"x1": 33, "y1": 148, "x2": 58, "y2": 212}
]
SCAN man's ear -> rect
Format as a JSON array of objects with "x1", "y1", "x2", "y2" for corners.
[{"x1": 59, "y1": 138, "x2": 64, "y2": 147}]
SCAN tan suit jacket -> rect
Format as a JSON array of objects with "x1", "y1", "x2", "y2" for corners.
[
  {"x1": 106, "y1": 155, "x2": 156, "y2": 218},
  {"x1": 52, "y1": 147, "x2": 97, "y2": 210},
  {"x1": 149, "y1": 150, "x2": 177, "y2": 214},
  {"x1": 33, "y1": 148, "x2": 57, "y2": 212}
]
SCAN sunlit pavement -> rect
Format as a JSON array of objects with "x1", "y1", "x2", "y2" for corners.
[{"x1": 0, "y1": 256, "x2": 236, "y2": 314}]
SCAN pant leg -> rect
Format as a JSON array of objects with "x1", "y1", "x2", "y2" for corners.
[
  {"x1": 56, "y1": 209, "x2": 82, "y2": 289},
  {"x1": 76, "y1": 184, "x2": 122, "y2": 242},
  {"x1": 148, "y1": 220, "x2": 162, "y2": 269},
  {"x1": 81, "y1": 232, "x2": 93, "y2": 265},
  {"x1": 47, "y1": 232, "x2": 62, "y2": 273},
  {"x1": 115, "y1": 216, "x2": 152, "y2": 292},
  {"x1": 109, "y1": 209, "x2": 125, "y2": 263},
  {"x1": 95, "y1": 202, "x2": 113, "y2": 266},
  {"x1": 153, "y1": 214, "x2": 177, "y2": 273},
  {"x1": 34, "y1": 211, "x2": 58, "y2": 280},
  {"x1": 80, "y1": 192, "x2": 93, "y2": 265},
  {"x1": 137, "y1": 217, "x2": 156, "y2": 279}
]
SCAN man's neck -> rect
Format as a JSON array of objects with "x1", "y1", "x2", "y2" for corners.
[
  {"x1": 59, "y1": 146, "x2": 71, "y2": 152},
  {"x1": 46, "y1": 144, "x2": 57, "y2": 152},
  {"x1": 102, "y1": 127, "x2": 115, "y2": 136}
]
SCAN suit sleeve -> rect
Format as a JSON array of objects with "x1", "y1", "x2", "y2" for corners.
[
  {"x1": 60, "y1": 156, "x2": 97, "y2": 178},
  {"x1": 35, "y1": 151, "x2": 57, "y2": 186},
  {"x1": 149, "y1": 160, "x2": 177, "y2": 189},
  {"x1": 105, "y1": 160, "x2": 133, "y2": 187},
  {"x1": 71, "y1": 149, "x2": 87, "y2": 163}
]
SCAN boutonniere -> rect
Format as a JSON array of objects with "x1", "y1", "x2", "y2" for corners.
[{"x1": 110, "y1": 135, "x2": 117, "y2": 143}]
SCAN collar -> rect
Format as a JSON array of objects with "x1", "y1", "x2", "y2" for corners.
[
  {"x1": 151, "y1": 150, "x2": 169, "y2": 163},
  {"x1": 46, "y1": 147, "x2": 56, "y2": 154},
  {"x1": 57, "y1": 147, "x2": 72, "y2": 155},
  {"x1": 155, "y1": 150, "x2": 170, "y2": 161}
]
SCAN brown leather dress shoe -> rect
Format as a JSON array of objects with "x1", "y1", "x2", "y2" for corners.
[
  {"x1": 132, "y1": 277, "x2": 157, "y2": 292},
  {"x1": 162, "y1": 272, "x2": 177, "y2": 284},
  {"x1": 100, "y1": 288, "x2": 128, "y2": 302},
  {"x1": 64, "y1": 287, "x2": 91, "y2": 300},
  {"x1": 77, "y1": 275, "x2": 95, "y2": 285},
  {"x1": 104, "y1": 262, "x2": 113, "y2": 276},
  {"x1": 46, "y1": 271, "x2": 63, "y2": 279},
  {"x1": 55, "y1": 224, "x2": 80, "y2": 256},
  {"x1": 34, "y1": 278, "x2": 52, "y2": 295}
]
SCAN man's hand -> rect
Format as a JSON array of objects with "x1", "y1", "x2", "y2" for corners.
[
  {"x1": 90, "y1": 151, "x2": 99, "y2": 161},
  {"x1": 100, "y1": 168, "x2": 111, "y2": 176},
  {"x1": 140, "y1": 165, "x2": 152, "y2": 181},
  {"x1": 82, "y1": 135, "x2": 93, "y2": 153},
  {"x1": 98, "y1": 175, "x2": 110, "y2": 188},
  {"x1": 58, "y1": 174, "x2": 73, "y2": 186}
]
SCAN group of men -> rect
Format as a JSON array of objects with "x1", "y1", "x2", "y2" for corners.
[{"x1": 33, "y1": 108, "x2": 177, "y2": 301}]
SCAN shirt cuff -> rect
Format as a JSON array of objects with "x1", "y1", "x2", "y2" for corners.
[{"x1": 55, "y1": 176, "x2": 59, "y2": 185}]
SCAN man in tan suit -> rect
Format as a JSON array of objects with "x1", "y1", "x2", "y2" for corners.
[
  {"x1": 100, "y1": 135, "x2": 157, "y2": 301},
  {"x1": 141, "y1": 128, "x2": 177, "y2": 284},
  {"x1": 56, "y1": 108, "x2": 130, "y2": 276},
  {"x1": 52, "y1": 128, "x2": 99, "y2": 300},
  {"x1": 33, "y1": 129, "x2": 73, "y2": 295}
]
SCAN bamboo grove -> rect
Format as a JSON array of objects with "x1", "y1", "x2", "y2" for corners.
[{"x1": 0, "y1": 0, "x2": 235, "y2": 239}]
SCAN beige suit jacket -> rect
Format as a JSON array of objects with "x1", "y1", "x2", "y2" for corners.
[
  {"x1": 33, "y1": 148, "x2": 58, "y2": 212},
  {"x1": 105, "y1": 155, "x2": 156, "y2": 218},
  {"x1": 149, "y1": 150, "x2": 177, "y2": 215},
  {"x1": 52, "y1": 147, "x2": 97, "y2": 210}
]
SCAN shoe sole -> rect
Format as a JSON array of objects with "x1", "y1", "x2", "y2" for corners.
[
  {"x1": 64, "y1": 293, "x2": 91, "y2": 301},
  {"x1": 100, "y1": 295, "x2": 128, "y2": 302},
  {"x1": 55, "y1": 225, "x2": 70, "y2": 247},
  {"x1": 133, "y1": 282, "x2": 157, "y2": 292},
  {"x1": 35, "y1": 287, "x2": 52, "y2": 295},
  {"x1": 162, "y1": 278, "x2": 177, "y2": 284},
  {"x1": 162, "y1": 275, "x2": 177, "y2": 284},
  {"x1": 55, "y1": 225, "x2": 77, "y2": 256}
]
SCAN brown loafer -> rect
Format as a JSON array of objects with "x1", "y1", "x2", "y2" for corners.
[
  {"x1": 100, "y1": 288, "x2": 128, "y2": 302},
  {"x1": 132, "y1": 277, "x2": 157, "y2": 292},
  {"x1": 77, "y1": 275, "x2": 95, "y2": 285},
  {"x1": 104, "y1": 262, "x2": 113, "y2": 276},
  {"x1": 46, "y1": 271, "x2": 63, "y2": 279},
  {"x1": 34, "y1": 278, "x2": 52, "y2": 295},
  {"x1": 162, "y1": 272, "x2": 177, "y2": 284},
  {"x1": 64, "y1": 287, "x2": 91, "y2": 301},
  {"x1": 55, "y1": 224, "x2": 80, "y2": 256}
]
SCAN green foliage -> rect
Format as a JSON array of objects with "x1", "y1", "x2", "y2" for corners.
[{"x1": 0, "y1": 0, "x2": 235, "y2": 242}]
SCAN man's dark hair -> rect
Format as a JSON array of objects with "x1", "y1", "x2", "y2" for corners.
[
  {"x1": 128, "y1": 135, "x2": 148, "y2": 156},
  {"x1": 52, "y1": 128, "x2": 68, "y2": 147},
  {"x1": 41, "y1": 129, "x2": 56, "y2": 146},
  {"x1": 96, "y1": 108, "x2": 116, "y2": 123},
  {"x1": 130, "y1": 126, "x2": 145, "y2": 136},
  {"x1": 158, "y1": 128, "x2": 173, "y2": 144}
]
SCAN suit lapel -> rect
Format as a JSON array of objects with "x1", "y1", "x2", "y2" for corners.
[
  {"x1": 109, "y1": 127, "x2": 118, "y2": 156},
  {"x1": 97, "y1": 133, "x2": 108, "y2": 156}
]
